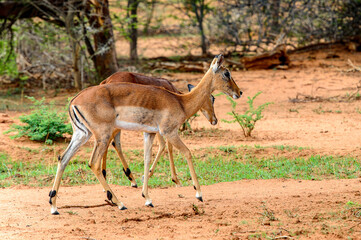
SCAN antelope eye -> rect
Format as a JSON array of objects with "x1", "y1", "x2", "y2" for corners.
[
  {"x1": 224, "y1": 71, "x2": 230, "y2": 79},
  {"x1": 211, "y1": 95, "x2": 215, "y2": 104}
]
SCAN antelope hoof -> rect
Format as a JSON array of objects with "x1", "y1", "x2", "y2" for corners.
[
  {"x1": 145, "y1": 201, "x2": 154, "y2": 208},
  {"x1": 172, "y1": 179, "x2": 182, "y2": 187},
  {"x1": 119, "y1": 205, "x2": 128, "y2": 210},
  {"x1": 131, "y1": 183, "x2": 138, "y2": 188},
  {"x1": 196, "y1": 192, "x2": 203, "y2": 202},
  {"x1": 51, "y1": 206, "x2": 59, "y2": 215}
]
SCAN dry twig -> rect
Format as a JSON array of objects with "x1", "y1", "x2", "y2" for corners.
[{"x1": 345, "y1": 59, "x2": 361, "y2": 72}]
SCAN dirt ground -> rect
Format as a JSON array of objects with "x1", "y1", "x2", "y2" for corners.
[{"x1": 1, "y1": 45, "x2": 361, "y2": 239}]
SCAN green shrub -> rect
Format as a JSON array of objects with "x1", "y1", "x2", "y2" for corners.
[
  {"x1": 4, "y1": 97, "x2": 72, "y2": 144},
  {"x1": 222, "y1": 91, "x2": 272, "y2": 137}
]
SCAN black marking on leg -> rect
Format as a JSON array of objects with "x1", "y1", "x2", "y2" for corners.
[
  {"x1": 107, "y1": 190, "x2": 112, "y2": 201},
  {"x1": 172, "y1": 179, "x2": 176, "y2": 183},
  {"x1": 123, "y1": 168, "x2": 133, "y2": 181},
  {"x1": 193, "y1": 185, "x2": 196, "y2": 190},
  {"x1": 49, "y1": 190, "x2": 56, "y2": 205},
  {"x1": 102, "y1": 169, "x2": 107, "y2": 179},
  {"x1": 106, "y1": 190, "x2": 116, "y2": 205},
  {"x1": 71, "y1": 108, "x2": 86, "y2": 135},
  {"x1": 58, "y1": 155, "x2": 61, "y2": 162},
  {"x1": 112, "y1": 141, "x2": 116, "y2": 147},
  {"x1": 142, "y1": 193, "x2": 145, "y2": 198},
  {"x1": 196, "y1": 196, "x2": 203, "y2": 202},
  {"x1": 74, "y1": 105, "x2": 89, "y2": 124}
]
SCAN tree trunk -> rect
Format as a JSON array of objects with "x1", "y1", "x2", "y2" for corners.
[
  {"x1": 89, "y1": 0, "x2": 119, "y2": 81},
  {"x1": 270, "y1": 0, "x2": 280, "y2": 33},
  {"x1": 191, "y1": 1, "x2": 208, "y2": 55},
  {"x1": 128, "y1": 0, "x2": 139, "y2": 61},
  {"x1": 65, "y1": 1, "x2": 82, "y2": 90},
  {"x1": 72, "y1": 42, "x2": 81, "y2": 89},
  {"x1": 199, "y1": 17, "x2": 207, "y2": 55},
  {"x1": 0, "y1": 0, "x2": 119, "y2": 85},
  {"x1": 143, "y1": 0, "x2": 156, "y2": 35}
]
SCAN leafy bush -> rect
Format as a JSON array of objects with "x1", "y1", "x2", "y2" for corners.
[
  {"x1": 4, "y1": 97, "x2": 72, "y2": 144},
  {"x1": 222, "y1": 92, "x2": 272, "y2": 137}
]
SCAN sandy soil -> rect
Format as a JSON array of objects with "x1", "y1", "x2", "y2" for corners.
[
  {"x1": 1, "y1": 45, "x2": 361, "y2": 239},
  {"x1": 1, "y1": 179, "x2": 361, "y2": 239}
]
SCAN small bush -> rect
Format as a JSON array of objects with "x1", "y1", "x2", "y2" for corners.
[
  {"x1": 4, "y1": 97, "x2": 72, "y2": 144},
  {"x1": 222, "y1": 91, "x2": 272, "y2": 137}
]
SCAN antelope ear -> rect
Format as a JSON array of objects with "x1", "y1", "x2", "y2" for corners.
[
  {"x1": 187, "y1": 84, "x2": 195, "y2": 92},
  {"x1": 210, "y1": 57, "x2": 218, "y2": 68},
  {"x1": 211, "y1": 95, "x2": 215, "y2": 104},
  {"x1": 212, "y1": 54, "x2": 224, "y2": 72}
]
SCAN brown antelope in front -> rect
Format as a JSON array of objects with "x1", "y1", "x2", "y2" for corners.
[
  {"x1": 48, "y1": 55, "x2": 242, "y2": 214},
  {"x1": 99, "y1": 72, "x2": 217, "y2": 188}
]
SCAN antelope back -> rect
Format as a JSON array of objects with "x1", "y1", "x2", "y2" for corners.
[{"x1": 101, "y1": 72, "x2": 217, "y2": 125}]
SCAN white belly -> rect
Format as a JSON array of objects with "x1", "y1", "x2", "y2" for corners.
[{"x1": 115, "y1": 120, "x2": 159, "y2": 133}]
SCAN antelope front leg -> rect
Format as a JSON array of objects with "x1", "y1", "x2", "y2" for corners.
[
  {"x1": 166, "y1": 133, "x2": 202, "y2": 202},
  {"x1": 142, "y1": 132, "x2": 156, "y2": 207}
]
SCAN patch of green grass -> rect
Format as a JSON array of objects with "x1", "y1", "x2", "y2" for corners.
[
  {"x1": 1, "y1": 145, "x2": 361, "y2": 188},
  {"x1": 289, "y1": 108, "x2": 299, "y2": 113},
  {"x1": 344, "y1": 201, "x2": 361, "y2": 219},
  {"x1": 271, "y1": 145, "x2": 308, "y2": 151},
  {"x1": 312, "y1": 105, "x2": 333, "y2": 114}
]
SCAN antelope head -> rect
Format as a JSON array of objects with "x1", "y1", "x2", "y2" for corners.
[{"x1": 210, "y1": 54, "x2": 242, "y2": 100}]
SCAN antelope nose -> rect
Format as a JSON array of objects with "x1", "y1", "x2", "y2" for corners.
[
  {"x1": 239, "y1": 91, "x2": 243, "y2": 97},
  {"x1": 212, "y1": 119, "x2": 218, "y2": 125}
]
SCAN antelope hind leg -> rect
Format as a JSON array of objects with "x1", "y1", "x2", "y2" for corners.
[
  {"x1": 112, "y1": 130, "x2": 138, "y2": 188},
  {"x1": 49, "y1": 128, "x2": 91, "y2": 215},
  {"x1": 167, "y1": 141, "x2": 181, "y2": 187},
  {"x1": 89, "y1": 138, "x2": 127, "y2": 210}
]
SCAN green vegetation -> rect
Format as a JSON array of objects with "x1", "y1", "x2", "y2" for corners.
[
  {"x1": 1, "y1": 145, "x2": 360, "y2": 188},
  {"x1": 3, "y1": 97, "x2": 72, "y2": 144},
  {"x1": 222, "y1": 92, "x2": 272, "y2": 137},
  {"x1": 0, "y1": 38, "x2": 18, "y2": 78},
  {"x1": 180, "y1": 113, "x2": 200, "y2": 134},
  {"x1": 344, "y1": 201, "x2": 361, "y2": 219}
]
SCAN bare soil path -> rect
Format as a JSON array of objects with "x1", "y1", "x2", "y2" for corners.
[{"x1": 1, "y1": 179, "x2": 361, "y2": 239}]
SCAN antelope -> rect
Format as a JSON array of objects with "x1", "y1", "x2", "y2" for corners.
[
  {"x1": 49, "y1": 55, "x2": 242, "y2": 214},
  {"x1": 99, "y1": 72, "x2": 217, "y2": 188}
]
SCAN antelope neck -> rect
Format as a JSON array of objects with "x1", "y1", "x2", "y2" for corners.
[{"x1": 181, "y1": 69, "x2": 213, "y2": 119}]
